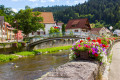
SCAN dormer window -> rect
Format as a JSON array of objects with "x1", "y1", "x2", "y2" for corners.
[{"x1": 72, "y1": 25, "x2": 76, "y2": 27}]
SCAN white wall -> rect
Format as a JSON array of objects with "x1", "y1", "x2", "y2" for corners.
[
  {"x1": 66, "y1": 28, "x2": 90, "y2": 36},
  {"x1": 29, "y1": 23, "x2": 55, "y2": 37},
  {"x1": 44, "y1": 23, "x2": 55, "y2": 35}
]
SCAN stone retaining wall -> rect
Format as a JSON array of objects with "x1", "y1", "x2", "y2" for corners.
[
  {"x1": 36, "y1": 61, "x2": 100, "y2": 80},
  {"x1": 36, "y1": 39, "x2": 120, "y2": 80}
]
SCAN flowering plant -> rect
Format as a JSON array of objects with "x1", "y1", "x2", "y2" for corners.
[{"x1": 69, "y1": 37, "x2": 118, "y2": 64}]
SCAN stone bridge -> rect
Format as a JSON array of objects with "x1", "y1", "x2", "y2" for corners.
[{"x1": 27, "y1": 36, "x2": 84, "y2": 51}]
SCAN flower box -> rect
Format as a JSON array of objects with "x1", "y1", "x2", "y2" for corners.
[
  {"x1": 12, "y1": 43, "x2": 17, "y2": 47},
  {"x1": 21, "y1": 43, "x2": 26, "y2": 47},
  {"x1": 80, "y1": 51, "x2": 89, "y2": 59},
  {"x1": 75, "y1": 51, "x2": 89, "y2": 60}
]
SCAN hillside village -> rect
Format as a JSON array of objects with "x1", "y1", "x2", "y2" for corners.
[
  {"x1": 0, "y1": 12, "x2": 119, "y2": 42},
  {"x1": 1, "y1": 0, "x2": 120, "y2": 80}
]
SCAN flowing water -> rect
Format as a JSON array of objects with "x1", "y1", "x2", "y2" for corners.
[{"x1": 0, "y1": 50, "x2": 70, "y2": 80}]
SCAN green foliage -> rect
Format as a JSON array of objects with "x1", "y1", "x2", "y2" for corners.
[
  {"x1": 108, "y1": 54, "x2": 113, "y2": 63},
  {"x1": 34, "y1": 45, "x2": 72, "y2": 54},
  {"x1": 0, "y1": 54, "x2": 18, "y2": 62},
  {"x1": 52, "y1": 0, "x2": 120, "y2": 29},
  {"x1": 11, "y1": 8, "x2": 44, "y2": 36},
  {"x1": 113, "y1": 34, "x2": 118, "y2": 37},
  {"x1": 13, "y1": 29, "x2": 18, "y2": 34},
  {"x1": 69, "y1": 31, "x2": 73, "y2": 36},
  {"x1": 33, "y1": 5, "x2": 70, "y2": 12},
  {"x1": 0, "y1": 5, "x2": 15, "y2": 23},
  {"x1": 62, "y1": 24, "x2": 66, "y2": 36},
  {"x1": 115, "y1": 21, "x2": 120, "y2": 29},
  {"x1": 49, "y1": 27, "x2": 60, "y2": 37},
  {"x1": 15, "y1": 51, "x2": 36, "y2": 56}
]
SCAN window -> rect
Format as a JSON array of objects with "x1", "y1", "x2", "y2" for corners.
[
  {"x1": 72, "y1": 25, "x2": 76, "y2": 27},
  {"x1": 75, "y1": 30, "x2": 78, "y2": 32},
  {"x1": 32, "y1": 32, "x2": 34, "y2": 35},
  {"x1": 44, "y1": 32, "x2": 45, "y2": 35},
  {"x1": 37, "y1": 32, "x2": 40, "y2": 35},
  {"x1": 102, "y1": 33, "x2": 104, "y2": 35}
]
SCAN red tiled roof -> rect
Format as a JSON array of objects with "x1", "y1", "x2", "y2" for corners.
[
  {"x1": 91, "y1": 28, "x2": 102, "y2": 32},
  {"x1": 90, "y1": 31, "x2": 99, "y2": 35},
  {"x1": 4, "y1": 22, "x2": 11, "y2": 27},
  {"x1": 57, "y1": 22, "x2": 64, "y2": 26},
  {"x1": 66, "y1": 18, "x2": 91, "y2": 30},
  {"x1": 38, "y1": 12, "x2": 55, "y2": 24}
]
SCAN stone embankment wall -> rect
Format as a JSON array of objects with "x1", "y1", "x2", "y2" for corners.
[
  {"x1": 36, "y1": 61, "x2": 100, "y2": 80},
  {"x1": 36, "y1": 40, "x2": 120, "y2": 80}
]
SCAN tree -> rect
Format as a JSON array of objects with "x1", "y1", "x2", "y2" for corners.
[
  {"x1": 115, "y1": 21, "x2": 120, "y2": 29},
  {"x1": 62, "y1": 24, "x2": 66, "y2": 35},
  {"x1": 49, "y1": 27, "x2": 60, "y2": 37},
  {"x1": 11, "y1": 8, "x2": 44, "y2": 37},
  {"x1": 25, "y1": 5, "x2": 30, "y2": 10},
  {"x1": 49, "y1": 27, "x2": 60, "y2": 34}
]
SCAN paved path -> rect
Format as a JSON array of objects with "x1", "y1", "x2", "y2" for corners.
[{"x1": 109, "y1": 42, "x2": 120, "y2": 80}]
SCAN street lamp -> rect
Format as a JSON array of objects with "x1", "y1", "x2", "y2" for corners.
[
  {"x1": 109, "y1": 26, "x2": 113, "y2": 31},
  {"x1": 109, "y1": 26, "x2": 113, "y2": 36},
  {"x1": 14, "y1": 20, "x2": 18, "y2": 42}
]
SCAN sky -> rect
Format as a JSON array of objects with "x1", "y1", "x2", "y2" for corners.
[{"x1": 0, "y1": 0, "x2": 87, "y2": 12}]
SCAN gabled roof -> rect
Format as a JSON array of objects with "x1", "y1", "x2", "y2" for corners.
[
  {"x1": 38, "y1": 12, "x2": 55, "y2": 24},
  {"x1": 4, "y1": 22, "x2": 11, "y2": 27},
  {"x1": 91, "y1": 28, "x2": 102, "y2": 32},
  {"x1": 90, "y1": 31, "x2": 99, "y2": 35},
  {"x1": 66, "y1": 18, "x2": 91, "y2": 30},
  {"x1": 57, "y1": 22, "x2": 64, "y2": 26}
]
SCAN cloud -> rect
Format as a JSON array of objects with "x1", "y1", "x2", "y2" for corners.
[
  {"x1": 49, "y1": 0, "x2": 55, "y2": 2},
  {"x1": 41, "y1": 0, "x2": 46, "y2": 3},
  {"x1": 29, "y1": 0, "x2": 39, "y2": 2},
  {"x1": 11, "y1": 0, "x2": 19, "y2": 1},
  {"x1": 74, "y1": 0, "x2": 79, "y2": 4},
  {"x1": 12, "y1": 8, "x2": 18, "y2": 13},
  {"x1": 78, "y1": 0, "x2": 86, "y2": 3}
]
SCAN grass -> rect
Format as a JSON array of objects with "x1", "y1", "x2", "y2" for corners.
[
  {"x1": 0, "y1": 45, "x2": 72, "y2": 63},
  {"x1": 15, "y1": 51, "x2": 36, "y2": 56},
  {"x1": 34, "y1": 45, "x2": 72, "y2": 54},
  {"x1": 0, "y1": 54, "x2": 18, "y2": 62}
]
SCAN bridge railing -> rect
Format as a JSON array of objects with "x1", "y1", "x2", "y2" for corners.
[{"x1": 27, "y1": 32, "x2": 101, "y2": 43}]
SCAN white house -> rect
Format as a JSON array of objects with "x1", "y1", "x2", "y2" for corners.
[
  {"x1": 91, "y1": 27, "x2": 112, "y2": 37},
  {"x1": 65, "y1": 18, "x2": 91, "y2": 36},
  {"x1": 113, "y1": 29, "x2": 120, "y2": 36},
  {"x1": 29, "y1": 12, "x2": 55, "y2": 37}
]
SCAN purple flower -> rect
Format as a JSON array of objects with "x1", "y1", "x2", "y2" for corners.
[
  {"x1": 100, "y1": 44, "x2": 103, "y2": 47},
  {"x1": 72, "y1": 47, "x2": 74, "y2": 50},
  {"x1": 102, "y1": 47, "x2": 106, "y2": 52}
]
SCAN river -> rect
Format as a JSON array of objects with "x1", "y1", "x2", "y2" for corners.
[{"x1": 0, "y1": 50, "x2": 70, "y2": 80}]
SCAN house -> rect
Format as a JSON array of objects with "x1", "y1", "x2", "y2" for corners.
[
  {"x1": 4, "y1": 22, "x2": 15, "y2": 40},
  {"x1": 56, "y1": 22, "x2": 64, "y2": 32},
  {"x1": 29, "y1": 12, "x2": 55, "y2": 37},
  {"x1": 113, "y1": 29, "x2": 120, "y2": 36},
  {"x1": 15, "y1": 30, "x2": 23, "y2": 40},
  {"x1": 0, "y1": 16, "x2": 7, "y2": 42},
  {"x1": 65, "y1": 18, "x2": 91, "y2": 35},
  {"x1": 4, "y1": 22, "x2": 23, "y2": 41},
  {"x1": 91, "y1": 27, "x2": 111, "y2": 37}
]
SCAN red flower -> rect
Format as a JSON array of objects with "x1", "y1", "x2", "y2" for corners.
[
  {"x1": 80, "y1": 40, "x2": 84, "y2": 43},
  {"x1": 92, "y1": 40, "x2": 96, "y2": 42},
  {"x1": 102, "y1": 44, "x2": 106, "y2": 47},
  {"x1": 94, "y1": 53, "x2": 98, "y2": 57},
  {"x1": 87, "y1": 37, "x2": 90, "y2": 40},
  {"x1": 97, "y1": 39, "x2": 101, "y2": 44}
]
